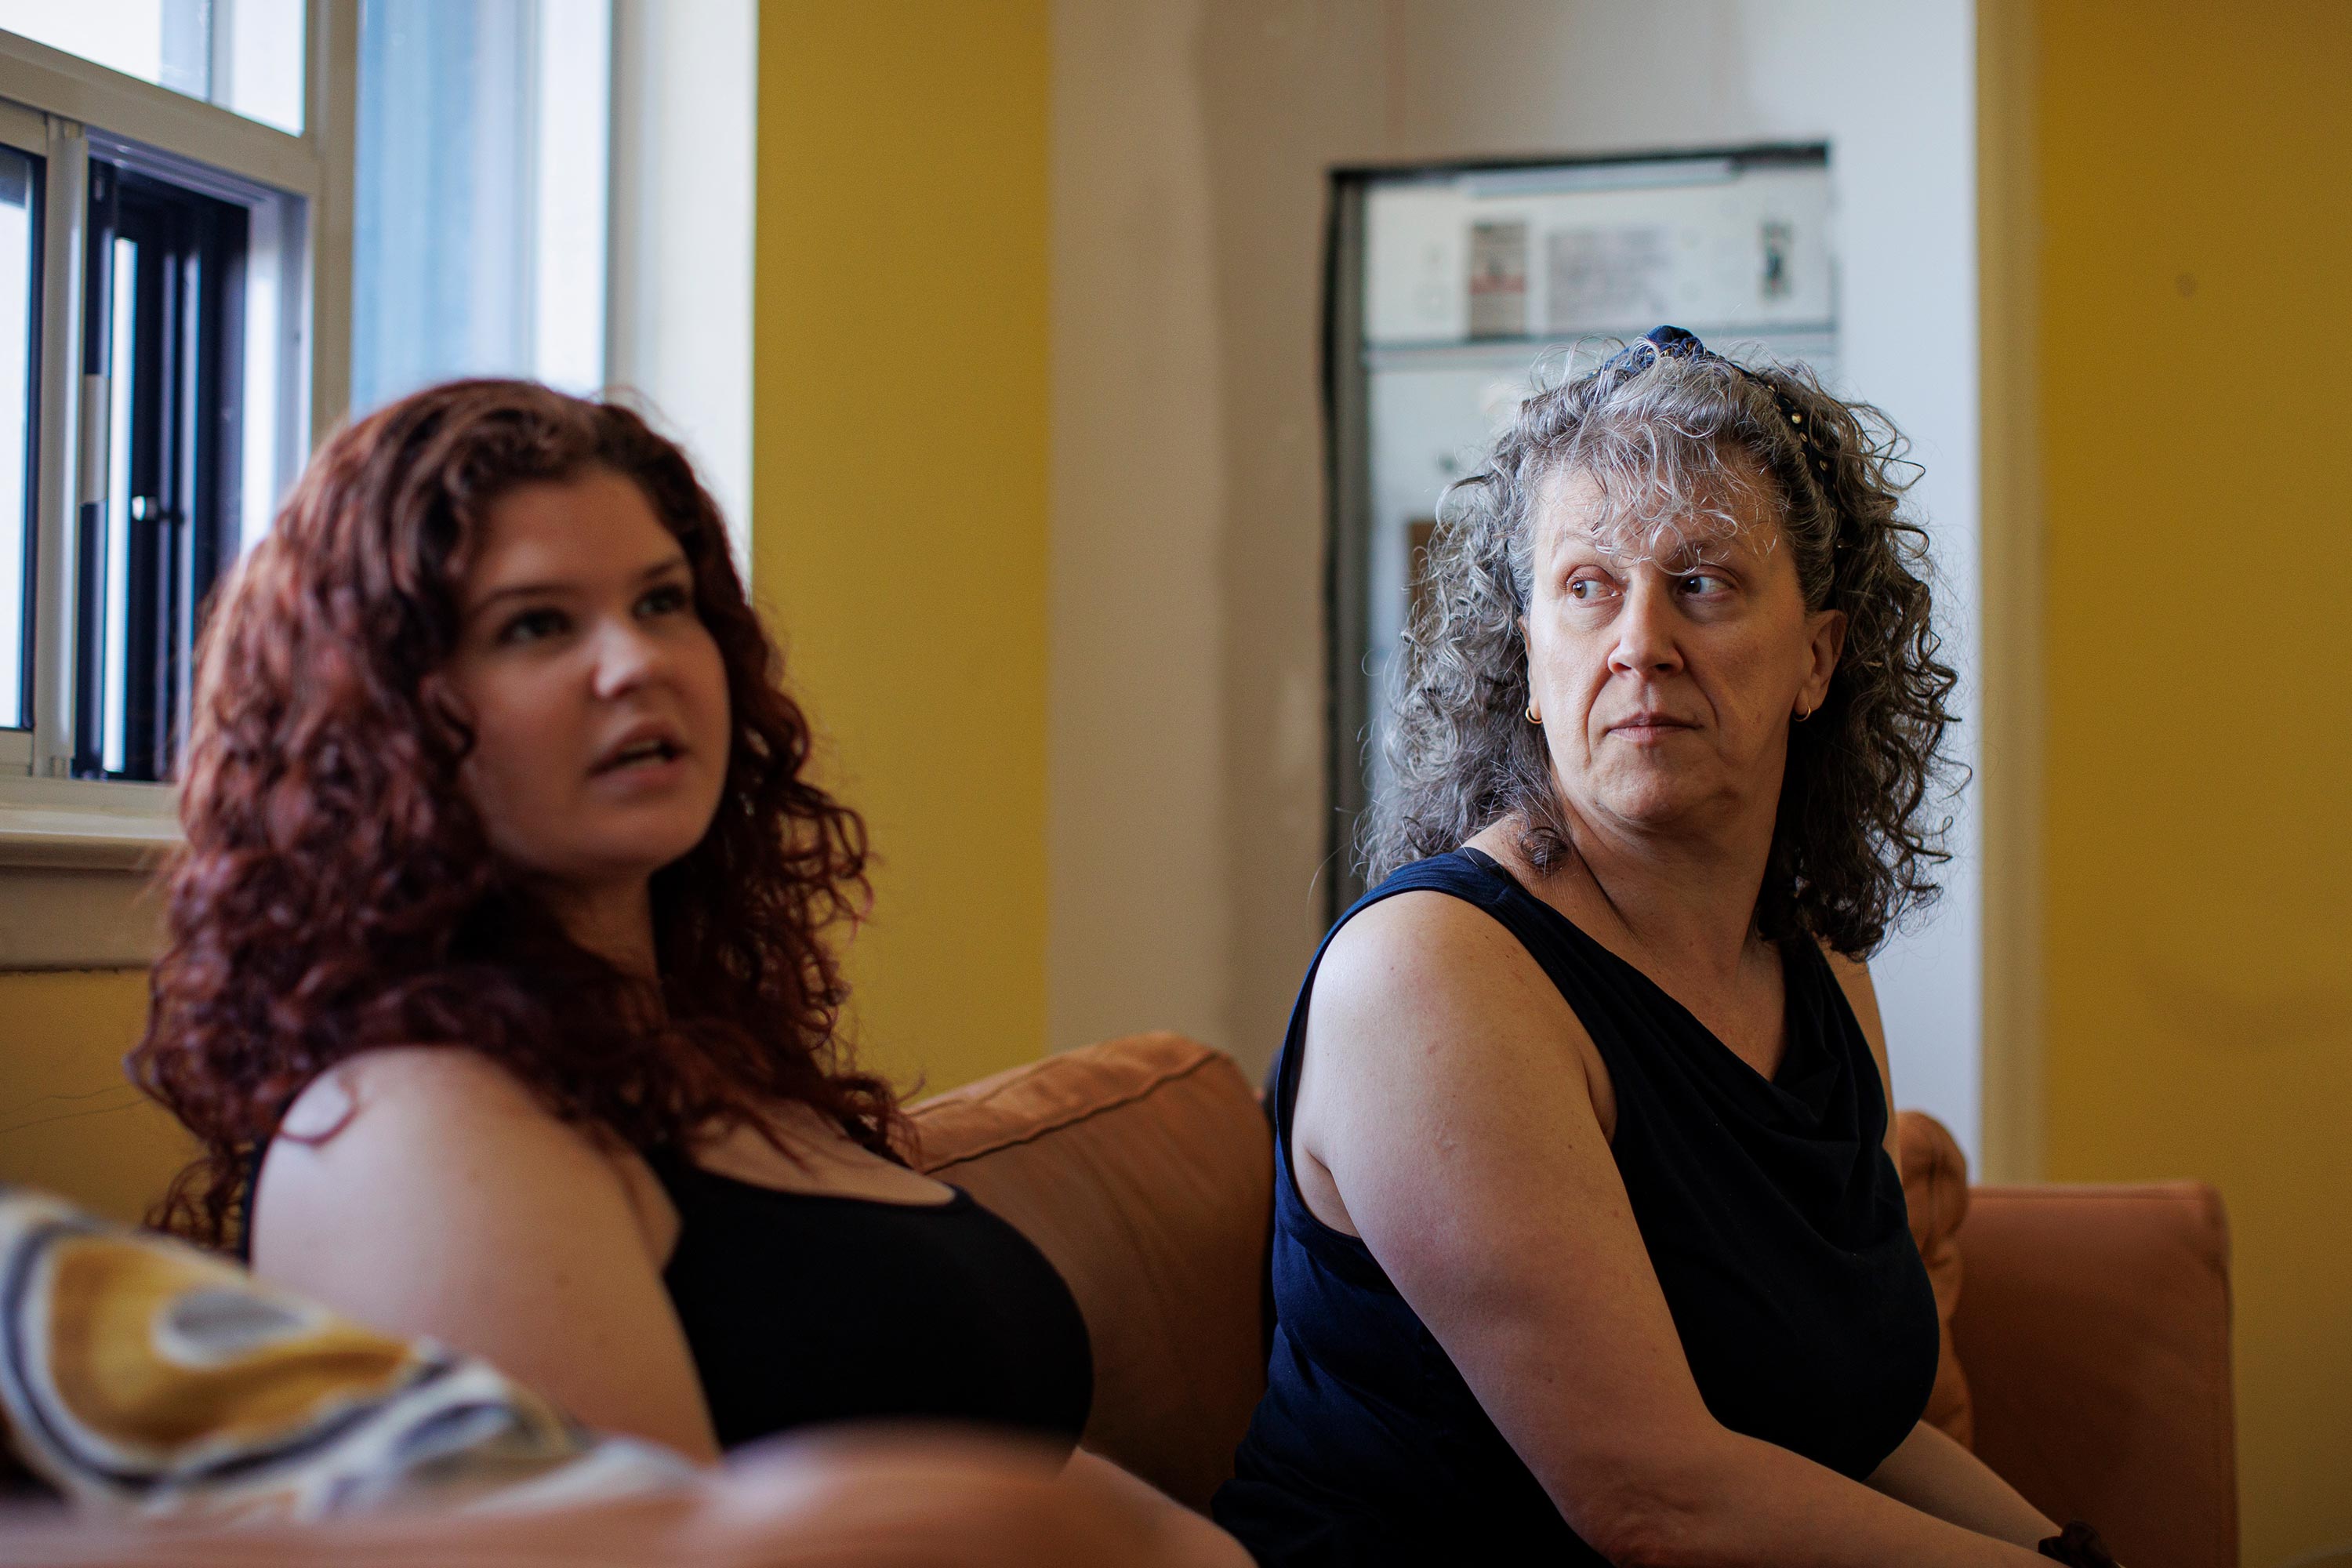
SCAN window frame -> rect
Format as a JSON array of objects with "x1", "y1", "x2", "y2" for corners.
[
  {"x1": 0, "y1": 100, "x2": 38, "y2": 768},
  {"x1": 0, "y1": 4, "x2": 354, "y2": 874}
]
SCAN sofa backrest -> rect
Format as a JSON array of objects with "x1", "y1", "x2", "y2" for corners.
[
  {"x1": 903, "y1": 1036, "x2": 1988, "y2": 1511},
  {"x1": 905, "y1": 1033, "x2": 1272, "y2": 1512}
]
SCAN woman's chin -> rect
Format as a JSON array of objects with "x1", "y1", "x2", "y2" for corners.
[
  {"x1": 532, "y1": 828, "x2": 713, "y2": 894},
  {"x1": 1583, "y1": 775, "x2": 1724, "y2": 835},
  {"x1": 582, "y1": 793, "x2": 723, "y2": 866}
]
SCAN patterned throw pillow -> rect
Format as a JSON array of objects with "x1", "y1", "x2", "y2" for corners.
[{"x1": 0, "y1": 1186, "x2": 695, "y2": 1521}]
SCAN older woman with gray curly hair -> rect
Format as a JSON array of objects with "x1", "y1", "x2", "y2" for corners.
[{"x1": 1214, "y1": 330, "x2": 2112, "y2": 1567}]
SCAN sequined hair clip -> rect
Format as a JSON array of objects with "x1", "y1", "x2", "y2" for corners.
[{"x1": 1597, "y1": 324, "x2": 1842, "y2": 539}]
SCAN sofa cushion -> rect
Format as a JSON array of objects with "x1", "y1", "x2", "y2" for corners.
[
  {"x1": 904, "y1": 1035, "x2": 1271, "y2": 1512},
  {"x1": 1951, "y1": 1182, "x2": 2236, "y2": 1568},
  {"x1": 1896, "y1": 1109, "x2": 1975, "y2": 1448}
]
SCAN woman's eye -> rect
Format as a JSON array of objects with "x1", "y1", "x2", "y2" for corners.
[
  {"x1": 1679, "y1": 572, "x2": 1731, "y2": 596},
  {"x1": 1566, "y1": 574, "x2": 1613, "y2": 602},
  {"x1": 498, "y1": 608, "x2": 568, "y2": 644},
  {"x1": 637, "y1": 583, "x2": 691, "y2": 617}
]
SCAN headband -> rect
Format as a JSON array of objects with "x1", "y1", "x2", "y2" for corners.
[{"x1": 1599, "y1": 325, "x2": 1836, "y2": 487}]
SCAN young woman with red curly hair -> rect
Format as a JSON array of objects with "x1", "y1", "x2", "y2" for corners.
[{"x1": 129, "y1": 379, "x2": 1244, "y2": 1565}]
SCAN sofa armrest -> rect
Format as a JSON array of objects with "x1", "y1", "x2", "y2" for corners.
[
  {"x1": 1951, "y1": 1182, "x2": 2238, "y2": 1568},
  {"x1": 0, "y1": 1433, "x2": 1190, "y2": 1566}
]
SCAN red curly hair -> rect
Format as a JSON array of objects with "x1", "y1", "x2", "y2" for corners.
[{"x1": 131, "y1": 379, "x2": 898, "y2": 1246}]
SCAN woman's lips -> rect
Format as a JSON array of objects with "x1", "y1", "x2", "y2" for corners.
[
  {"x1": 588, "y1": 745, "x2": 692, "y2": 793},
  {"x1": 589, "y1": 735, "x2": 684, "y2": 775},
  {"x1": 1607, "y1": 716, "x2": 1697, "y2": 742}
]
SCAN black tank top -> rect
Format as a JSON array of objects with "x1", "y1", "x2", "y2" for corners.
[
  {"x1": 648, "y1": 1153, "x2": 1094, "y2": 1451},
  {"x1": 239, "y1": 1131, "x2": 1093, "y2": 1454},
  {"x1": 1214, "y1": 849, "x2": 1938, "y2": 1564}
]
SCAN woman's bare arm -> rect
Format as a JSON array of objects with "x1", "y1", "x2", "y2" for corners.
[
  {"x1": 252, "y1": 1047, "x2": 721, "y2": 1460},
  {"x1": 1868, "y1": 1421, "x2": 2059, "y2": 1544},
  {"x1": 1293, "y1": 893, "x2": 2046, "y2": 1568}
]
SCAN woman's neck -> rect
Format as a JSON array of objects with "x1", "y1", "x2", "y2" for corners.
[
  {"x1": 1505, "y1": 797, "x2": 1779, "y2": 988},
  {"x1": 537, "y1": 877, "x2": 660, "y2": 982}
]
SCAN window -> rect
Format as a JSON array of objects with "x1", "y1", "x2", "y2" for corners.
[
  {"x1": 74, "y1": 159, "x2": 245, "y2": 782},
  {"x1": 351, "y1": 0, "x2": 610, "y2": 413},
  {"x1": 0, "y1": 10, "x2": 326, "y2": 851},
  {"x1": 0, "y1": 0, "x2": 306, "y2": 134}
]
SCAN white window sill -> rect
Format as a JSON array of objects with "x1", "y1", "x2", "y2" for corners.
[
  {"x1": 0, "y1": 776, "x2": 181, "y2": 869},
  {"x1": 0, "y1": 778, "x2": 179, "y2": 970}
]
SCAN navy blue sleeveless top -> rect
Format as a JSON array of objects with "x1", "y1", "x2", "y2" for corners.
[{"x1": 1213, "y1": 850, "x2": 1937, "y2": 1564}]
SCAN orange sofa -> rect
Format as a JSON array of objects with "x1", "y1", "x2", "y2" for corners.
[
  {"x1": 2, "y1": 1033, "x2": 2237, "y2": 1565},
  {"x1": 911, "y1": 1033, "x2": 2238, "y2": 1568}
]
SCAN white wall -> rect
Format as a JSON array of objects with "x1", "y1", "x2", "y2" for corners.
[
  {"x1": 1048, "y1": 2, "x2": 1238, "y2": 1061},
  {"x1": 1050, "y1": 0, "x2": 1982, "y2": 1160}
]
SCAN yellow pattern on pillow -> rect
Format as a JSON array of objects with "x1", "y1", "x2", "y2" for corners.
[{"x1": 0, "y1": 1187, "x2": 693, "y2": 1521}]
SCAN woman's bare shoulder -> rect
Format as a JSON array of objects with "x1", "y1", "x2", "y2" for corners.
[
  {"x1": 1314, "y1": 887, "x2": 1568, "y2": 1040},
  {"x1": 252, "y1": 1046, "x2": 713, "y2": 1457},
  {"x1": 283, "y1": 1043, "x2": 515, "y2": 1121},
  {"x1": 261, "y1": 1046, "x2": 636, "y2": 1244},
  {"x1": 1322, "y1": 884, "x2": 1512, "y2": 962}
]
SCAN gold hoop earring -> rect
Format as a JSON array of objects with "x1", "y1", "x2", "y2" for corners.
[
  {"x1": 1795, "y1": 702, "x2": 1814, "y2": 724},
  {"x1": 1526, "y1": 704, "x2": 1542, "y2": 726}
]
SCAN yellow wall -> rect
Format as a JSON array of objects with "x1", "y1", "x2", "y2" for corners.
[
  {"x1": 0, "y1": 969, "x2": 190, "y2": 1223},
  {"x1": 2032, "y1": 5, "x2": 2352, "y2": 1563},
  {"x1": 752, "y1": 3, "x2": 1053, "y2": 1097}
]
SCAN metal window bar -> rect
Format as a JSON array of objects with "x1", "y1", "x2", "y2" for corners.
[
  {"x1": 0, "y1": 140, "x2": 38, "y2": 742},
  {"x1": 71, "y1": 157, "x2": 242, "y2": 782}
]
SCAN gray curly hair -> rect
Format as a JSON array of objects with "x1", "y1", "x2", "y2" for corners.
[{"x1": 1363, "y1": 339, "x2": 1959, "y2": 956}]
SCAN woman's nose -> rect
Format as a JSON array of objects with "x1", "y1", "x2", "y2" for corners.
[
  {"x1": 589, "y1": 617, "x2": 667, "y2": 698},
  {"x1": 1609, "y1": 579, "x2": 1684, "y2": 675}
]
